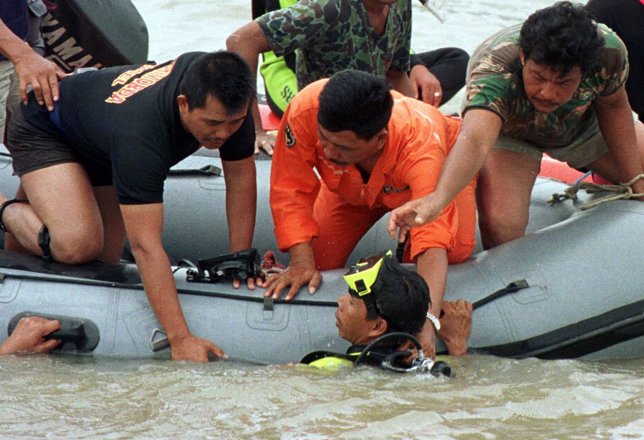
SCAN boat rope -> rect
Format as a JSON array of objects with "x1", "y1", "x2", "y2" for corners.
[{"x1": 548, "y1": 173, "x2": 644, "y2": 210}]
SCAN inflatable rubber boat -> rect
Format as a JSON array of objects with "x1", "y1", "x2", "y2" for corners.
[{"x1": 0, "y1": 150, "x2": 642, "y2": 363}]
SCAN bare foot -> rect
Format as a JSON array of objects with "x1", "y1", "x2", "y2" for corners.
[{"x1": 438, "y1": 299, "x2": 472, "y2": 356}]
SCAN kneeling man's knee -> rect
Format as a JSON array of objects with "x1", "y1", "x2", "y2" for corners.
[
  {"x1": 49, "y1": 229, "x2": 104, "y2": 264},
  {"x1": 478, "y1": 208, "x2": 529, "y2": 248}
]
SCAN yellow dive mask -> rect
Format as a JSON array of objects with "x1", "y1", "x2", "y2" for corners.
[{"x1": 343, "y1": 250, "x2": 393, "y2": 319}]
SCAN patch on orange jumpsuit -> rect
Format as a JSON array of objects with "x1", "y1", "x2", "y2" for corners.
[
  {"x1": 285, "y1": 123, "x2": 296, "y2": 147},
  {"x1": 382, "y1": 184, "x2": 410, "y2": 194}
]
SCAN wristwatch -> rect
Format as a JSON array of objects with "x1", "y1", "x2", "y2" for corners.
[{"x1": 426, "y1": 311, "x2": 441, "y2": 332}]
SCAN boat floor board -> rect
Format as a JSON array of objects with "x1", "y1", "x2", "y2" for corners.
[{"x1": 0, "y1": 250, "x2": 142, "y2": 286}]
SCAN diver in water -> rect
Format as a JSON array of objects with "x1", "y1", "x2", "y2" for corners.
[
  {"x1": 4, "y1": 249, "x2": 464, "y2": 370},
  {"x1": 300, "y1": 251, "x2": 458, "y2": 376}
]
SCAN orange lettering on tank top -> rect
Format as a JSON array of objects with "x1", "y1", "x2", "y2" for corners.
[{"x1": 105, "y1": 61, "x2": 176, "y2": 104}]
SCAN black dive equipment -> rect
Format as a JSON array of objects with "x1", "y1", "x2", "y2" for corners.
[
  {"x1": 355, "y1": 332, "x2": 453, "y2": 376},
  {"x1": 185, "y1": 248, "x2": 264, "y2": 283}
]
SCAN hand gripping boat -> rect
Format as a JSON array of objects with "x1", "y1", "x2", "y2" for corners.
[{"x1": 0, "y1": 152, "x2": 642, "y2": 363}]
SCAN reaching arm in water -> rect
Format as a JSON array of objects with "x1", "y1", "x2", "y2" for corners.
[{"x1": 0, "y1": 316, "x2": 60, "y2": 354}]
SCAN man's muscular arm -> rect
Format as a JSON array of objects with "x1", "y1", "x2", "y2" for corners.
[{"x1": 121, "y1": 203, "x2": 226, "y2": 362}]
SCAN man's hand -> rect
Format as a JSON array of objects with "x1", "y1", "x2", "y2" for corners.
[
  {"x1": 14, "y1": 50, "x2": 67, "y2": 111},
  {"x1": 410, "y1": 65, "x2": 443, "y2": 107},
  {"x1": 0, "y1": 316, "x2": 61, "y2": 354},
  {"x1": 400, "y1": 321, "x2": 437, "y2": 364},
  {"x1": 232, "y1": 275, "x2": 264, "y2": 290},
  {"x1": 262, "y1": 262, "x2": 322, "y2": 300},
  {"x1": 415, "y1": 321, "x2": 437, "y2": 360},
  {"x1": 387, "y1": 193, "x2": 444, "y2": 240},
  {"x1": 255, "y1": 128, "x2": 275, "y2": 156},
  {"x1": 170, "y1": 334, "x2": 227, "y2": 362},
  {"x1": 438, "y1": 300, "x2": 472, "y2": 356},
  {"x1": 632, "y1": 175, "x2": 644, "y2": 201}
]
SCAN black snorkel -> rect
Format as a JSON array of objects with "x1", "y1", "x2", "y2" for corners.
[{"x1": 354, "y1": 332, "x2": 452, "y2": 377}]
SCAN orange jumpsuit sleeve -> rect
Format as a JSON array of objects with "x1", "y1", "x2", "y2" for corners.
[
  {"x1": 399, "y1": 137, "x2": 460, "y2": 261},
  {"x1": 270, "y1": 101, "x2": 322, "y2": 252}
]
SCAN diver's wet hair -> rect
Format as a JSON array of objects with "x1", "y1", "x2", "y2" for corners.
[
  {"x1": 318, "y1": 70, "x2": 393, "y2": 141},
  {"x1": 342, "y1": 252, "x2": 440, "y2": 369},
  {"x1": 519, "y1": 1, "x2": 604, "y2": 75},
  {"x1": 179, "y1": 51, "x2": 255, "y2": 114},
  {"x1": 372, "y1": 257, "x2": 430, "y2": 335}
]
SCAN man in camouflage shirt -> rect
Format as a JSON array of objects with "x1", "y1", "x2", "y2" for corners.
[
  {"x1": 388, "y1": 1, "x2": 644, "y2": 249},
  {"x1": 227, "y1": 0, "x2": 415, "y2": 154},
  {"x1": 254, "y1": 0, "x2": 411, "y2": 90}
]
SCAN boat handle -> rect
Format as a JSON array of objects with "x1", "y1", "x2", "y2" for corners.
[{"x1": 150, "y1": 328, "x2": 170, "y2": 352}]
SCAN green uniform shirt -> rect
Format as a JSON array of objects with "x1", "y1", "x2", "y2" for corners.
[
  {"x1": 256, "y1": 0, "x2": 411, "y2": 90},
  {"x1": 463, "y1": 23, "x2": 628, "y2": 149}
]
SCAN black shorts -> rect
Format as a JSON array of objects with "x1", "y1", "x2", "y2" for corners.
[{"x1": 6, "y1": 101, "x2": 112, "y2": 186}]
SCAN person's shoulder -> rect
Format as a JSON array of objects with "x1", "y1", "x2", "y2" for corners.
[
  {"x1": 174, "y1": 51, "x2": 208, "y2": 64},
  {"x1": 300, "y1": 350, "x2": 355, "y2": 371},
  {"x1": 141, "y1": 52, "x2": 207, "y2": 78},
  {"x1": 388, "y1": 96, "x2": 456, "y2": 153},
  {"x1": 299, "y1": 78, "x2": 328, "y2": 95},
  {"x1": 478, "y1": 23, "x2": 521, "y2": 52},
  {"x1": 470, "y1": 24, "x2": 521, "y2": 67},
  {"x1": 389, "y1": 92, "x2": 428, "y2": 124},
  {"x1": 597, "y1": 23, "x2": 627, "y2": 52},
  {"x1": 392, "y1": 0, "x2": 411, "y2": 12},
  {"x1": 288, "y1": 78, "x2": 327, "y2": 115},
  {"x1": 590, "y1": 23, "x2": 629, "y2": 84},
  {"x1": 468, "y1": 30, "x2": 521, "y2": 86},
  {"x1": 163, "y1": 52, "x2": 212, "y2": 80}
]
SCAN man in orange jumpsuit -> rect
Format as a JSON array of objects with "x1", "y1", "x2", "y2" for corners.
[{"x1": 264, "y1": 70, "x2": 475, "y2": 358}]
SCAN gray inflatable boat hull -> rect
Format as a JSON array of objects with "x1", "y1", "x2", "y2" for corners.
[{"x1": 0, "y1": 151, "x2": 642, "y2": 362}]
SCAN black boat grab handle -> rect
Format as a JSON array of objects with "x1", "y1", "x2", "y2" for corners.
[
  {"x1": 472, "y1": 279, "x2": 530, "y2": 310},
  {"x1": 7, "y1": 312, "x2": 100, "y2": 353},
  {"x1": 48, "y1": 323, "x2": 85, "y2": 342}
]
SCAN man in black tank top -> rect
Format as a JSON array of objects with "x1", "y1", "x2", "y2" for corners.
[
  {"x1": 3, "y1": 51, "x2": 257, "y2": 362},
  {"x1": 587, "y1": 0, "x2": 644, "y2": 121}
]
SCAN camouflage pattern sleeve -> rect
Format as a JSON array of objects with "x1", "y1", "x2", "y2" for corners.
[
  {"x1": 256, "y1": 0, "x2": 413, "y2": 87},
  {"x1": 255, "y1": 0, "x2": 341, "y2": 57},
  {"x1": 595, "y1": 24, "x2": 629, "y2": 97},
  {"x1": 462, "y1": 27, "x2": 524, "y2": 122},
  {"x1": 388, "y1": 0, "x2": 411, "y2": 72}
]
